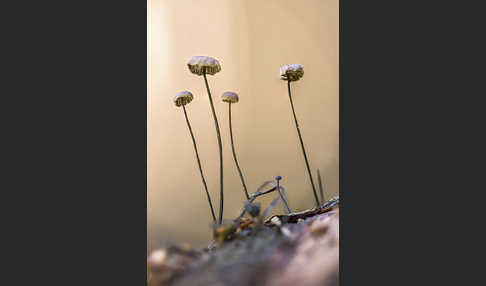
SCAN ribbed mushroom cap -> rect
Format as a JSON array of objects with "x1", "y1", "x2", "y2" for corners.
[
  {"x1": 221, "y1": 91, "x2": 239, "y2": 103},
  {"x1": 187, "y1": 56, "x2": 221, "y2": 76},
  {"x1": 173, "y1": 91, "x2": 194, "y2": 107},
  {"x1": 280, "y1": 64, "x2": 304, "y2": 81}
]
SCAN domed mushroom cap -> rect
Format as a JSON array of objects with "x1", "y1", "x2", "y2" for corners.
[
  {"x1": 280, "y1": 64, "x2": 304, "y2": 81},
  {"x1": 173, "y1": 91, "x2": 194, "y2": 107},
  {"x1": 187, "y1": 56, "x2": 221, "y2": 76},
  {"x1": 221, "y1": 91, "x2": 239, "y2": 103}
]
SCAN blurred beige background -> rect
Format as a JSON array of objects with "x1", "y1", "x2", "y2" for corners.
[{"x1": 148, "y1": 0, "x2": 338, "y2": 251}]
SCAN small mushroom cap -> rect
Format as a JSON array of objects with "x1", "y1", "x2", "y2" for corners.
[
  {"x1": 173, "y1": 91, "x2": 194, "y2": 107},
  {"x1": 280, "y1": 64, "x2": 304, "y2": 81},
  {"x1": 187, "y1": 56, "x2": 221, "y2": 76},
  {"x1": 221, "y1": 91, "x2": 239, "y2": 103}
]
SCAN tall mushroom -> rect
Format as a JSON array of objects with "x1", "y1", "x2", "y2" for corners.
[
  {"x1": 221, "y1": 91, "x2": 249, "y2": 200},
  {"x1": 280, "y1": 64, "x2": 320, "y2": 206},
  {"x1": 187, "y1": 56, "x2": 224, "y2": 223},
  {"x1": 174, "y1": 91, "x2": 216, "y2": 223}
]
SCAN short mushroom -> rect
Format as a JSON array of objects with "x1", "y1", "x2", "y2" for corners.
[
  {"x1": 221, "y1": 91, "x2": 249, "y2": 200},
  {"x1": 174, "y1": 91, "x2": 216, "y2": 223}
]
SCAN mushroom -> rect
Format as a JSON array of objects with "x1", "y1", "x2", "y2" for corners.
[
  {"x1": 187, "y1": 56, "x2": 221, "y2": 76},
  {"x1": 280, "y1": 64, "x2": 320, "y2": 206},
  {"x1": 187, "y1": 56, "x2": 225, "y2": 224},
  {"x1": 221, "y1": 91, "x2": 249, "y2": 200},
  {"x1": 280, "y1": 64, "x2": 304, "y2": 81},
  {"x1": 173, "y1": 91, "x2": 216, "y2": 223}
]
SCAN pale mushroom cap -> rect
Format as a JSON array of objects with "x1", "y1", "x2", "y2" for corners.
[
  {"x1": 280, "y1": 64, "x2": 304, "y2": 81},
  {"x1": 221, "y1": 91, "x2": 239, "y2": 103},
  {"x1": 187, "y1": 56, "x2": 221, "y2": 76},
  {"x1": 173, "y1": 91, "x2": 194, "y2": 107}
]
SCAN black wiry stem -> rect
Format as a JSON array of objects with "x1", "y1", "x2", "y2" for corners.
[
  {"x1": 203, "y1": 71, "x2": 224, "y2": 224},
  {"x1": 183, "y1": 105, "x2": 216, "y2": 222},
  {"x1": 287, "y1": 80, "x2": 319, "y2": 206},
  {"x1": 317, "y1": 169, "x2": 324, "y2": 204},
  {"x1": 229, "y1": 103, "x2": 250, "y2": 200}
]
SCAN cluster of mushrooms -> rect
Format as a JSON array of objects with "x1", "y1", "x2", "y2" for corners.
[{"x1": 173, "y1": 56, "x2": 323, "y2": 225}]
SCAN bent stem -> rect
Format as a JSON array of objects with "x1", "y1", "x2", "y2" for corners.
[
  {"x1": 287, "y1": 80, "x2": 320, "y2": 206},
  {"x1": 229, "y1": 103, "x2": 250, "y2": 200},
  {"x1": 236, "y1": 184, "x2": 279, "y2": 221},
  {"x1": 276, "y1": 179, "x2": 291, "y2": 213},
  {"x1": 183, "y1": 105, "x2": 216, "y2": 223},
  {"x1": 203, "y1": 71, "x2": 224, "y2": 224}
]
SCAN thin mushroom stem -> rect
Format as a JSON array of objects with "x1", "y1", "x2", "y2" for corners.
[
  {"x1": 183, "y1": 105, "x2": 216, "y2": 222},
  {"x1": 203, "y1": 70, "x2": 224, "y2": 224},
  {"x1": 287, "y1": 80, "x2": 320, "y2": 206},
  {"x1": 229, "y1": 103, "x2": 250, "y2": 200}
]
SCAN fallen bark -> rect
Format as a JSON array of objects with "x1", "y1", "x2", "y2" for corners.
[{"x1": 148, "y1": 196, "x2": 339, "y2": 286}]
